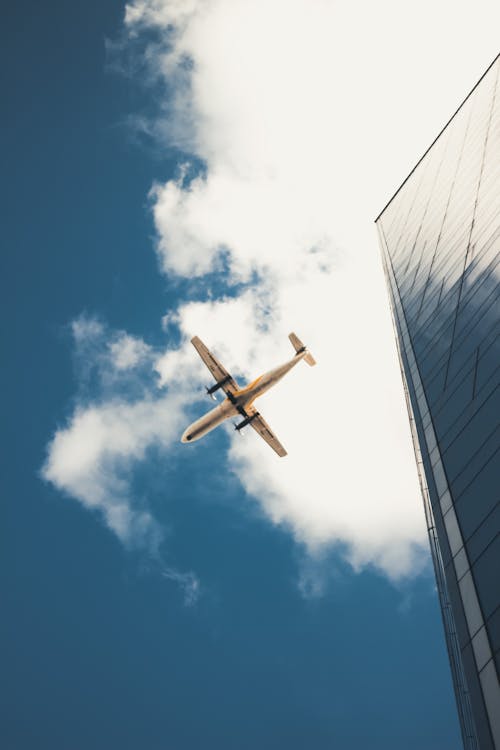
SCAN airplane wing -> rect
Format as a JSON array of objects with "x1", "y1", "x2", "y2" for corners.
[
  {"x1": 246, "y1": 408, "x2": 287, "y2": 457},
  {"x1": 191, "y1": 336, "x2": 240, "y2": 396}
]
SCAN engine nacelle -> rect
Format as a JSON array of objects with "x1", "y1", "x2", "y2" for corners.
[
  {"x1": 234, "y1": 412, "x2": 259, "y2": 431},
  {"x1": 206, "y1": 374, "x2": 231, "y2": 398}
]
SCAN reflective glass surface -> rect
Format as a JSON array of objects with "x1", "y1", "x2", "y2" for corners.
[{"x1": 377, "y1": 56, "x2": 500, "y2": 750}]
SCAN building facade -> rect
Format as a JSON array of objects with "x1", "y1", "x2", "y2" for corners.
[{"x1": 376, "y1": 55, "x2": 500, "y2": 750}]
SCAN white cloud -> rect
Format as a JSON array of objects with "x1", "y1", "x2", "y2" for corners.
[
  {"x1": 109, "y1": 333, "x2": 152, "y2": 370},
  {"x1": 43, "y1": 317, "x2": 186, "y2": 548},
  {"x1": 122, "y1": 0, "x2": 498, "y2": 578},
  {"x1": 68, "y1": 314, "x2": 155, "y2": 391},
  {"x1": 72, "y1": 316, "x2": 104, "y2": 343},
  {"x1": 124, "y1": 0, "x2": 460, "y2": 579},
  {"x1": 42, "y1": 394, "x2": 186, "y2": 548},
  {"x1": 44, "y1": 0, "x2": 500, "y2": 583},
  {"x1": 43, "y1": 318, "x2": 200, "y2": 601}
]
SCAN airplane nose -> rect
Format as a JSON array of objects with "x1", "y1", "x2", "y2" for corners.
[{"x1": 181, "y1": 429, "x2": 193, "y2": 443}]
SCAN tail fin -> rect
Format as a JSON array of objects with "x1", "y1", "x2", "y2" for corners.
[{"x1": 288, "y1": 332, "x2": 316, "y2": 366}]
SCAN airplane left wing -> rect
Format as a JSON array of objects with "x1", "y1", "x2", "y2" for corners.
[
  {"x1": 246, "y1": 408, "x2": 287, "y2": 457},
  {"x1": 191, "y1": 336, "x2": 240, "y2": 396}
]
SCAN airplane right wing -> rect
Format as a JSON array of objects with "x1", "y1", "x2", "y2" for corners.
[
  {"x1": 247, "y1": 409, "x2": 287, "y2": 458},
  {"x1": 191, "y1": 336, "x2": 240, "y2": 396}
]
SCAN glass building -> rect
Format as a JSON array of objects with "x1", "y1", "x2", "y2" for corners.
[{"x1": 376, "y1": 55, "x2": 499, "y2": 750}]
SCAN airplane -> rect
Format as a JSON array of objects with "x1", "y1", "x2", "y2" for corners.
[{"x1": 181, "y1": 333, "x2": 316, "y2": 457}]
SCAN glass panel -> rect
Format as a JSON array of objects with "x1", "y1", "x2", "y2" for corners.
[
  {"x1": 449, "y1": 429, "x2": 499, "y2": 498},
  {"x1": 459, "y1": 642, "x2": 494, "y2": 750},
  {"x1": 453, "y1": 455, "x2": 499, "y2": 540},
  {"x1": 475, "y1": 345, "x2": 500, "y2": 395},
  {"x1": 445, "y1": 342, "x2": 478, "y2": 391},
  {"x1": 423, "y1": 363, "x2": 448, "y2": 406},
  {"x1": 441, "y1": 392, "x2": 500, "y2": 480},
  {"x1": 472, "y1": 626, "x2": 491, "y2": 672},
  {"x1": 472, "y1": 534, "x2": 500, "y2": 620},
  {"x1": 439, "y1": 488, "x2": 453, "y2": 515},
  {"x1": 432, "y1": 459, "x2": 449, "y2": 499},
  {"x1": 485, "y1": 607, "x2": 500, "y2": 669},
  {"x1": 440, "y1": 379, "x2": 499, "y2": 451},
  {"x1": 432, "y1": 368, "x2": 475, "y2": 440},
  {"x1": 464, "y1": 501, "x2": 500, "y2": 565},
  {"x1": 478, "y1": 659, "x2": 500, "y2": 748},
  {"x1": 459, "y1": 570, "x2": 484, "y2": 639},
  {"x1": 453, "y1": 547, "x2": 469, "y2": 581},
  {"x1": 444, "y1": 506, "x2": 464, "y2": 556}
]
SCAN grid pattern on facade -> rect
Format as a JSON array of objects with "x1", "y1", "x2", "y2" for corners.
[{"x1": 376, "y1": 55, "x2": 500, "y2": 750}]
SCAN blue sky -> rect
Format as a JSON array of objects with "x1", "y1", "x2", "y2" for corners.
[{"x1": 4, "y1": 0, "x2": 499, "y2": 747}]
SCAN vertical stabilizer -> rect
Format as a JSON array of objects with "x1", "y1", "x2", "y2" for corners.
[{"x1": 288, "y1": 332, "x2": 316, "y2": 366}]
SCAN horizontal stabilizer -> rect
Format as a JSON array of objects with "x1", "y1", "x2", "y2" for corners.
[{"x1": 304, "y1": 352, "x2": 316, "y2": 366}]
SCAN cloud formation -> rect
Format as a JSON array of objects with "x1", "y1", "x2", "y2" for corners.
[
  {"x1": 42, "y1": 318, "x2": 187, "y2": 550},
  {"x1": 120, "y1": 0, "x2": 430, "y2": 579},
  {"x1": 47, "y1": 0, "x2": 500, "y2": 581}
]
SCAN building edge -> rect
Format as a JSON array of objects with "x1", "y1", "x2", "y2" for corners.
[{"x1": 374, "y1": 52, "x2": 500, "y2": 224}]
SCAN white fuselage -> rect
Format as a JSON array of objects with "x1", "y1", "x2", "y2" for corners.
[{"x1": 181, "y1": 351, "x2": 307, "y2": 444}]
